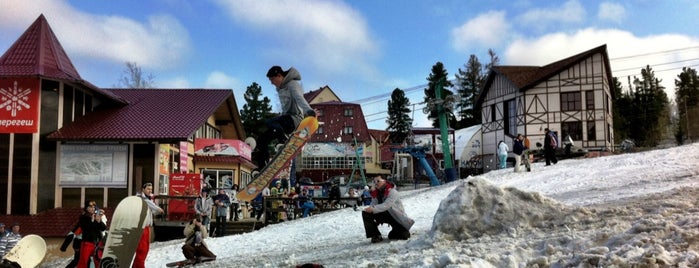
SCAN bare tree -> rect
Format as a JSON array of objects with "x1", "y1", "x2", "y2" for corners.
[{"x1": 116, "y1": 62, "x2": 156, "y2": 88}]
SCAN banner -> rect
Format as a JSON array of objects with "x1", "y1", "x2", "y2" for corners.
[
  {"x1": 168, "y1": 173, "x2": 201, "y2": 221},
  {"x1": 194, "y1": 138, "x2": 251, "y2": 160},
  {"x1": 0, "y1": 78, "x2": 40, "y2": 133},
  {"x1": 59, "y1": 144, "x2": 128, "y2": 187}
]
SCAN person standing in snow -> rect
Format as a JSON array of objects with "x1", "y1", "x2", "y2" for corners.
[
  {"x1": 497, "y1": 140, "x2": 509, "y2": 169},
  {"x1": 544, "y1": 128, "x2": 558, "y2": 166},
  {"x1": 134, "y1": 182, "x2": 164, "y2": 268},
  {"x1": 513, "y1": 134, "x2": 527, "y2": 172},
  {"x1": 253, "y1": 66, "x2": 316, "y2": 169},
  {"x1": 362, "y1": 176, "x2": 414, "y2": 243}
]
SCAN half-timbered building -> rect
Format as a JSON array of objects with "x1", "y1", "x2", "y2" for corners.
[{"x1": 476, "y1": 45, "x2": 615, "y2": 170}]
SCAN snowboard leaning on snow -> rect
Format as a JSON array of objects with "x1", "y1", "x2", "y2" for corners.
[
  {"x1": 237, "y1": 116, "x2": 319, "y2": 202},
  {"x1": 165, "y1": 256, "x2": 216, "y2": 267},
  {"x1": 99, "y1": 196, "x2": 149, "y2": 268},
  {"x1": 1, "y1": 234, "x2": 46, "y2": 268}
]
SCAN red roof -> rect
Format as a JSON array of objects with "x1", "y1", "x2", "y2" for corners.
[
  {"x1": 0, "y1": 14, "x2": 126, "y2": 104},
  {"x1": 0, "y1": 14, "x2": 80, "y2": 80},
  {"x1": 478, "y1": 45, "x2": 614, "y2": 107},
  {"x1": 48, "y1": 89, "x2": 238, "y2": 142}
]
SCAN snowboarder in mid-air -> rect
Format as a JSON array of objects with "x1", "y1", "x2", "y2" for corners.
[{"x1": 253, "y1": 66, "x2": 316, "y2": 170}]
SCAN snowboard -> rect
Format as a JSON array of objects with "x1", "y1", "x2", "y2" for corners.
[
  {"x1": 165, "y1": 256, "x2": 216, "y2": 267},
  {"x1": 238, "y1": 116, "x2": 319, "y2": 202},
  {"x1": 99, "y1": 196, "x2": 149, "y2": 268},
  {"x1": 2, "y1": 234, "x2": 46, "y2": 268}
]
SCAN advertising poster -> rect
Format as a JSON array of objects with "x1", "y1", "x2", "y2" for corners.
[
  {"x1": 0, "y1": 78, "x2": 40, "y2": 133},
  {"x1": 168, "y1": 173, "x2": 201, "y2": 221},
  {"x1": 194, "y1": 138, "x2": 251, "y2": 160}
]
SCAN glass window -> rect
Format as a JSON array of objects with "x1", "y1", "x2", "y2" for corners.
[
  {"x1": 585, "y1": 91, "x2": 594, "y2": 110},
  {"x1": 561, "y1": 121, "x2": 583, "y2": 141},
  {"x1": 587, "y1": 120, "x2": 596, "y2": 140},
  {"x1": 504, "y1": 99, "x2": 516, "y2": 136},
  {"x1": 344, "y1": 108, "x2": 353, "y2": 116},
  {"x1": 561, "y1": 92, "x2": 582, "y2": 111},
  {"x1": 343, "y1": 126, "x2": 353, "y2": 134}
]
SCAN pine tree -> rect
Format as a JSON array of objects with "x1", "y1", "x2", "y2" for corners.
[
  {"x1": 239, "y1": 82, "x2": 273, "y2": 140},
  {"x1": 386, "y1": 88, "x2": 413, "y2": 144},
  {"x1": 454, "y1": 55, "x2": 484, "y2": 128},
  {"x1": 674, "y1": 67, "x2": 699, "y2": 143},
  {"x1": 628, "y1": 65, "x2": 670, "y2": 147},
  {"x1": 423, "y1": 62, "x2": 455, "y2": 128}
]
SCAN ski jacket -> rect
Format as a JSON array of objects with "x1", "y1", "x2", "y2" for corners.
[
  {"x1": 276, "y1": 67, "x2": 314, "y2": 127},
  {"x1": 137, "y1": 192, "x2": 163, "y2": 227},
  {"x1": 0, "y1": 232, "x2": 22, "y2": 256},
  {"x1": 183, "y1": 220, "x2": 209, "y2": 248},
  {"x1": 77, "y1": 213, "x2": 106, "y2": 243},
  {"x1": 195, "y1": 195, "x2": 214, "y2": 217},
  {"x1": 213, "y1": 193, "x2": 230, "y2": 216},
  {"x1": 369, "y1": 182, "x2": 415, "y2": 231},
  {"x1": 497, "y1": 141, "x2": 509, "y2": 156},
  {"x1": 513, "y1": 139, "x2": 525, "y2": 155}
]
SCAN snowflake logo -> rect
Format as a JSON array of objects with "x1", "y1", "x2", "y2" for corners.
[{"x1": 0, "y1": 81, "x2": 32, "y2": 117}]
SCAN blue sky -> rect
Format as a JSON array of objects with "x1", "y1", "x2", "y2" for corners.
[{"x1": 2, "y1": 0, "x2": 699, "y2": 129}]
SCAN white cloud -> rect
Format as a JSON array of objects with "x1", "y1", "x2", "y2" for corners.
[
  {"x1": 0, "y1": 0, "x2": 191, "y2": 70},
  {"x1": 598, "y1": 2, "x2": 626, "y2": 24},
  {"x1": 517, "y1": 0, "x2": 586, "y2": 29},
  {"x1": 204, "y1": 71, "x2": 241, "y2": 89},
  {"x1": 504, "y1": 28, "x2": 699, "y2": 102},
  {"x1": 212, "y1": 0, "x2": 379, "y2": 77},
  {"x1": 451, "y1": 11, "x2": 510, "y2": 52},
  {"x1": 159, "y1": 77, "x2": 191, "y2": 89}
]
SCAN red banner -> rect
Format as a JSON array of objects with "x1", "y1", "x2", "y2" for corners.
[{"x1": 0, "y1": 78, "x2": 40, "y2": 133}]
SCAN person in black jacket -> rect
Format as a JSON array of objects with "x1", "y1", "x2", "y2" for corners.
[
  {"x1": 544, "y1": 128, "x2": 558, "y2": 166},
  {"x1": 76, "y1": 200, "x2": 107, "y2": 268},
  {"x1": 59, "y1": 221, "x2": 82, "y2": 268}
]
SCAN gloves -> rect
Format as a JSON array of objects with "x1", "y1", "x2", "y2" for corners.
[{"x1": 304, "y1": 110, "x2": 316, "y2": 117}]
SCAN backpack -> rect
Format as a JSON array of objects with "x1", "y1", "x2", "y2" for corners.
[{"x1": 549, "y1": 133, "x2": 558, "y2": 148}]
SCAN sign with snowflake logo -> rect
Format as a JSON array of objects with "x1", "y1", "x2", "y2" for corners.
[{"x1": 0, "y1": 78, "x2": 40, "y2": 133}]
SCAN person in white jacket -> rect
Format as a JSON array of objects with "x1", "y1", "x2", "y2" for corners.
[{"x1": 497, "y1": 140, "x2": 509, "y2": 169}]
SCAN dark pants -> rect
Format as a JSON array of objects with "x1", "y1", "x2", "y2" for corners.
[
  {"x1": 215, "y1": 216, "x2": 226, "y2": 237},
  {"x1": 182, "y1": 244, "x2": 216, "y2": 260},
  {"x1": 544, "y1": 148, "x2": 558, "y2": 165},
  {"x1": 362, "y1": 211, "x2": 410, "y2": 240},
  {"x1": 254, "y1": 115, "x2": 296, "y2": 168}
]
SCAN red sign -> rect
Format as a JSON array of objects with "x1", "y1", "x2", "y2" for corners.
[
  {"x1": 194, "y1": 138, "x2": 251, "y2": 160},
  {"x1": 168, "y1": 173, "x2": 201, "y2": 221},
  {"x1": 0, "y1": 78, "x2": 40, "y2": 133}
]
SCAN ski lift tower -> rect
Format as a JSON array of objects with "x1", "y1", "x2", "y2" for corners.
[{"x1": 423, "y1": 78, "x2": 457, "y2": 182}]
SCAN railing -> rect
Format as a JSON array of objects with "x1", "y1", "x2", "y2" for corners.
[{"x1": 259, "y1": 196, "x2": 368, "y2": 225}]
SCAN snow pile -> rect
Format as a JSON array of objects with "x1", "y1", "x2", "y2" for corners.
[{"x1": 431, "y1": 177, "x2": 580, "y2": 240}]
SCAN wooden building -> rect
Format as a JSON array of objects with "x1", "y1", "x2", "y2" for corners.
[{"x1": 476, "y1": 45, "x2": 615, "y2": 170}]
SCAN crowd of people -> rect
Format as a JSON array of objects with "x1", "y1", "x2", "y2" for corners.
[{"x1": 496, "y1": 128, "x2": 563, "y2": 172}]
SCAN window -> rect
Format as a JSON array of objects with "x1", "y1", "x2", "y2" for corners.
[
  {"x1": 504, "y1": 99, "x2": 516, "y2": 136},
  {"x1": 585, "y1": 91, "x2": 594, "y2": 110},
  {"x1": 201, "y1": 169, "x2": 234, "y2": 189},
  {"x1": 343, "y1": 126, "x2": 353, "y2": 134},
  {"x1": 300, "y1": 156, "x2": 371, "y2": 169},
  {"x1": 317, "y1": 109, "x2": 323, "y2": 117},
  {"x1": 344, "y1": 108, "x2": 353, "y2": 116},
  {"x1": 561, "y1": 92, "x2": 582, "y2": 111},
  {"x1": 317, "y1": 126, "x2": 324, "y2": 134},
  {"x1": 490, "y1": 104, "x2": 496, "y2": 122},
  {"x1": 587, "y1": 120, "x2": 596, "y2": 140},
  {"x1": 561, "y1": 121, "x2": 583, "y2": 141}
]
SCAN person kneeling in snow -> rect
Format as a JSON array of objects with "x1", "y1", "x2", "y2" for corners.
[
  {"x1": 362, "y1": 176, "x2": 415, "y2": 243},
  {"x1": 181, "y1": 215, "x2": 216, "y2": 264}
]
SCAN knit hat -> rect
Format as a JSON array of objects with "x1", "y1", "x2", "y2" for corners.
[{"x1": 266, "y1": 66, "x2": 286, "y2": 77}]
